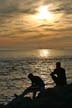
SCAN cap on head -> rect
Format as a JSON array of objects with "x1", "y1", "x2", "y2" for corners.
[{"x1": 28, "y1": 73, "x2": 33, "y2": 79}]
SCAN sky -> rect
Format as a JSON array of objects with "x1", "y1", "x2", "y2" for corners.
[{"x1": 0, "y1": 0, "x2": 72, "y2": 50}]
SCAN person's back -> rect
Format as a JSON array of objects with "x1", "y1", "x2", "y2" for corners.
[
  {"x1": 31, "y1": 75, "x2": 45, "y2": 88},
  {"x1": 50, "y1": 62, "x2": 67, "y2": 86},
  {"x1": 54, "y1": 67, "x2": 67, "y2": 85},
  {"x1": 14, "y1": 73, "x2": 45, "y2": 99},
  {"x1": 22, "y1": 73, "x2": 45, "y2": 99}
]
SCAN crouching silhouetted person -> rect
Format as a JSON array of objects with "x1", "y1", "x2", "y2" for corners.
[
  {"x1": 50, "y1": 62, "x2": 67, "y2": 86},
  {"x1": 17, "y1": 73, "x2": 45, "y2": 99}
]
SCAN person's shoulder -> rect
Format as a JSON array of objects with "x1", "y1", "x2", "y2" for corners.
[
  {"x1": 54, "y1": 68, "x2": 57, "y2": 71},
  {"x1": 60, "y1": 67, "x2": 65, "y2": 71},
  {"x1": 34, "y1": 76, "x2": 40, "y2": 79},
  {"x1": 54, "y1": 68, "x2": 57, "y2": 72},
  {"x1": 35, "y1": 76, "x2": 43, "y2": 81}
]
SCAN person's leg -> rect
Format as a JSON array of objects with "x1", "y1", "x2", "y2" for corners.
[
  {"x1": 22, "y1": 86, "x2": 39, "y2": 99},
  {"x1": 14, "y1": 86, "x2": 34, "y2": 98},
  {"x1": 32, "y1": 86, "x2": 43, "y2": 99},
  {"x1": 32, "y1": 91, "x2": 36, "y2": 99},
  {"x1": 51, "y1": 75, "x2": 59, "y2": 86},
  {"x1": 32, "y1": 87, "x2": 40, "y2": 99},
  {"x1": 14, "y1": 86, "x2": 42, "y2": 99},
  {"x1": 22, "y1": 86, "x2": 33, "y2": 96}
]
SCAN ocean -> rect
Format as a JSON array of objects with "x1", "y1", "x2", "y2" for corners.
[{"x1": 0, "y1": 49, "x2": 72, "y2": 104}]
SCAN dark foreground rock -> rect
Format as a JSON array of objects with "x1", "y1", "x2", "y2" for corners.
[{"x1": 1, "y1": 83, "x2": 72, "y2": 108}]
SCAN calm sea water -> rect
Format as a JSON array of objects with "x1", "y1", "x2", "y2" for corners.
[{"x1": 0, "y1": 49, "x2": 72, "y2": 104}]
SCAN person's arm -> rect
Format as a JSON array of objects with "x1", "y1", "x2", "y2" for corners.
[
  {"x1": 31, "y1": 81, "x2": 36, "y2": 86},
  {"x1": 50, "y1": 69, "x2": 56, "y2": 76},
  {"x1": 32, "y1": 83, "x2": 34, "y2": 86}
]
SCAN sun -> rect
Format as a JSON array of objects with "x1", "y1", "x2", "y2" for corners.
[{"x1": 34, "y1": 5, "x2": 54, "y2": 20}]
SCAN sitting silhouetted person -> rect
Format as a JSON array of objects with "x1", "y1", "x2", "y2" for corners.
[
  {"x1": 15, "y1": 73, "x2": 45, "y2": 99},
  {"x1": 50, "y1": 62, "x2": 67, "y2": 86}
]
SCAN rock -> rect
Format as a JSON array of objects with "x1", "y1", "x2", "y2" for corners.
[{"x1": 5, "y1": 83, "x2": 72, "y2": 108}]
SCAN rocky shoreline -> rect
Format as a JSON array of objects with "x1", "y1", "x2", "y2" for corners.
[{"x1": 0, "y1": 83, "x2": 72, "y2": 108}]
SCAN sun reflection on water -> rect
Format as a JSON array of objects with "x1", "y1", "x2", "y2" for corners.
[{"x1": 38, "y1": 49, "x2": 50, "y2": 58}]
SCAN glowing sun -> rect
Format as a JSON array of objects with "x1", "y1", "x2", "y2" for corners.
[{"x1": 35, "y1": 5, "x2": 54, "y2": 20}]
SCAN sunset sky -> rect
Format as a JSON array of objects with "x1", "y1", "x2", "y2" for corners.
[{"x1": 0, "y1": 0, "x2": 72, "y2": 50}]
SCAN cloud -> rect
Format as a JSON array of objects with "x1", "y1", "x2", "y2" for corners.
[
  {"x1": 0, "y1": 0, "x2": 72, "y2": 49},
  {"x1": 0, "y1": 0, "x2": 17, "y2": 13},
  {"x1": 0, "y1": 0, "x2": 40, "y2": 14},
  {"x1": 54, "y1": 1, "x2": 72, "y2": 15},
  {"x1": 0, "y1": 0, "x2": 71, "y2": 14},
  {"x1": 44, "y1": 27, "x2": 72, "y2": 32}
]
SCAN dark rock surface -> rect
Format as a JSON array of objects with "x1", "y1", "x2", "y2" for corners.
[{"x1": 1, "y1": 83, "x2": 72, "y2": 108}]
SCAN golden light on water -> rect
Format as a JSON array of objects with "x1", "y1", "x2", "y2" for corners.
[
  {"x1": 39, "y1": 49, "x2": 50, "y2": 58},
  {"x1": 35, "y1": 49, "x2": 65, "y2": 58}
]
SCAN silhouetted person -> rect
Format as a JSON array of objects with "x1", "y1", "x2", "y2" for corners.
[
  {"x1": 15, "y1": 73, "x2": 45, "y2": 99},
  {"x1": 50, "y1": 62, "x2": 67, "y2": 86}
]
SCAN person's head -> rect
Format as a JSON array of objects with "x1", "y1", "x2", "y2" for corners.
[
  {"x1": 28, "y1": 73, "x2": 33, "y2": 80},
  {"x1": 56, "y1": 62, "x2": 61, "y2": 68}
]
